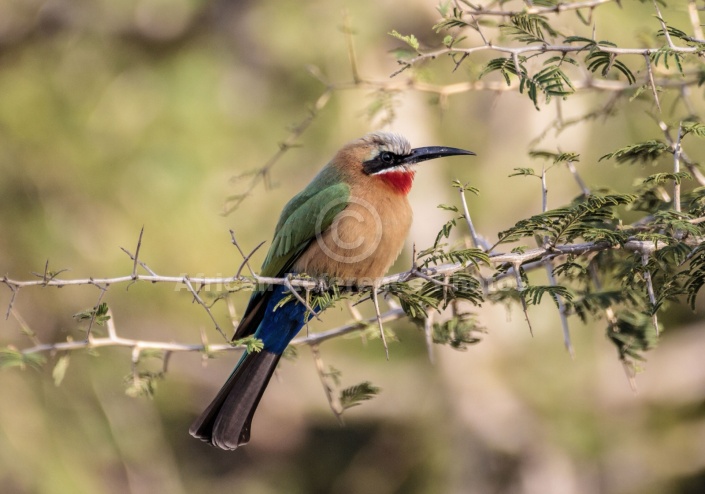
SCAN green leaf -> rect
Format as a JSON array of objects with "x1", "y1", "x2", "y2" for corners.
[
  {"x1": 643, "y1": 172, "x2": 692, "y2": 186},
  {"x1": 586, "y1": 51, "x2": 636, "y2": 84},
  {"x1": 389, "y1": 30, "x2": 420, "y2": 51},
  {"x1": 651, "y1": 47, "x2": 685, "y2": 74},
  {"x1": 421, "y1": 272, "x2": 484, "y2": 309},
  {"x1": 530, "y1": 150, "x2": 580, "y2": 163},
  {"x1": 0, "y1": 348, "x2": 46, "y2": 371},
  {"x1": 480, "y1": 57, "x2": 522, "y2": 86},
  {"x1": 509, "y1": 167, "x2": 537, "y2": 177},
  {"x1": 451, "y1": 180, "x2": 479, "y2": 195},
  {"x1": 524, "y1": 285, "x2": 574, "y2": 308},
  {"x1": 564, "y1": 35, "x2": 598, "y2": 46},
  {"x1": 502, "y1": 14, "x2": 560, "y2": 44},
  {"x1": 73, "y1": 302, "x2": 111, "y2": 326},
  {"x1": 433, "y1": 6, "x2": 471, "y2": 32},
  {"x1": 420, "y1": 247, "x2": 490, "y2": 269},
  {"x1": 607, "y1": 310, "x2": 659, "y2": 361},
  {"x1": 599, "y1": 140, "x2": 671, "y2": 164},
  {"x1": 498, "y1": 194, "x2": 635, "y2": 246},
  {"x1": 383, "y1": 282, "x2": 438, "y2": 319},
  {"x1": 682, "y1": 122, "x2": 705, "y2": 138},
  {"x1": 340, "y1": 381, "x2": 380, "y2": 409},
  {"x1": 124, "y1": 372, "x2": 163, "y2": 398},
  {"x1": 432, "y1": 312, "x2": 483, "y2": 350},
  {"x1": 232, "y1": 335, "x2": 265, "y2": 353}
]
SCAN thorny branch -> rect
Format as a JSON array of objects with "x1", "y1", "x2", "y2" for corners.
[{"x1": 1, "y1": 232, "x2": 686, "y2": 359}]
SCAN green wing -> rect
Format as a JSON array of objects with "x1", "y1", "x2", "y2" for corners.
[
  {"x1": 233, "y1": 178, "x2": 350, "y2": 340},
  {"x1": 261, "y1": 181, "x2": 350, "y2": 278}
]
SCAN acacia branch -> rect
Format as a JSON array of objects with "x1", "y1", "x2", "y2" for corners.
[{"x1": 462, "y1": 0, "x2": 617, "y2": 17}]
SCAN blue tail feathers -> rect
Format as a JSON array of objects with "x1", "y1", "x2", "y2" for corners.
[
  {"x1": 189, "y1": 284, "x2": 315, "y2": 449},
  {"x1": 253, "y1": 284, "x2": 315, "y2": 354}
]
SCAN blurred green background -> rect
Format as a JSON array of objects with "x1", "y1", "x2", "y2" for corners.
[{"x1": 1, "y1": 1, "x2": 705, "y2": 493}]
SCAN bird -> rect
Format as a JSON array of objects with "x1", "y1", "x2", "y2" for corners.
[{"x1": 190, "y1": 132, "x2": 474, "y2": 450}]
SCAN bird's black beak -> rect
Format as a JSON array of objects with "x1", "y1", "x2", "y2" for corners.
[
  {"x1": 401, "y1": 146, "x2": 476, "y2": 166},
  {"x1": 363, "y1": 145, "x2": 475, "y2": 175}
]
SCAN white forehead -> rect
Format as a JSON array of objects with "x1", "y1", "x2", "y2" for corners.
[{"x1": 360, "y1": 132, "x2": 411, "y2": 155}]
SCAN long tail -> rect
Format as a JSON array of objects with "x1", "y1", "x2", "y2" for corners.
[{"x1": 189, "y1": 350, "x2": 281, "y2": 450}]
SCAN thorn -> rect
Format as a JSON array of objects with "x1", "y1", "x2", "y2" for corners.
[
  {"x1": 424, "y1": 313, "x2": 435, "y2": 364},
  {"x1": 132, "y1": 227, "x2": 145, "y2": 279},
  {"x1": 371, "y1": 284, "x2": 389, "y2": 360},
  {"x1": 284, "y1": 277, "x2": 322, "y2": 323}
]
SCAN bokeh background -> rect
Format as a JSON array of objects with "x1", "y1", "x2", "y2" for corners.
[{"x1": 1, "y1": 1, "x2": 705, "y2": 493}]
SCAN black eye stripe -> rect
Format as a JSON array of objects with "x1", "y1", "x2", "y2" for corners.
[{"x1": 362, "y1": 151, "x2": 406, "y2": 175}]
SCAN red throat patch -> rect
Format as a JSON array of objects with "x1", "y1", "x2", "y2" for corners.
[{"x1": 378, "y1": 170, "x2": 416, "y2": 194}]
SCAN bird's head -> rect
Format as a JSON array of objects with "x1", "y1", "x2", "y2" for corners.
[{"x1": 335, "y1": 132, "x2": 475, "y2": 195}]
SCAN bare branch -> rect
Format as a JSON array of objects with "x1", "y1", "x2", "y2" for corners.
[{"x1": 463, "y1": 0, "x2": 617, "y2": 17}]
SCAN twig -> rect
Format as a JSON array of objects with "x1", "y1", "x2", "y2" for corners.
[
  {"x1": 513, "y1": 263, "x2": 534, "y2": 336},
  {"x1": 657, "y1": 120, "x2": 705, "y2": 186},
  {"x1": 222, "y1": 89, "x2": 333, "y2": 215},
  {"x1": 565, "y1": 159, "x2": 590, "y2": 197},
  {"x1": 120, "y1": 247, "x2": 157, "y2": 277},
  {"x1": 461, "y1": 0, "x2": 616, "y2": 17},
  {"x1": 545, "y1": 261, "x2": 574, "y2": 357},
  {"x1": 641, "y1": 252, "x2": 660, "y2": 337},
  {"x1": 85, "y1": 284, "x2": 108, "y2": 340},
  {"x1": 311, "y1": 345, "x2": 344, "y2": 423},
  {"x1": 673, "y1": 121, "x2": 682, "y2": 213},
  {"x1": 652, "y1": 0, "x2": 676, "y2": 49},
  {"x1": 643, "y1": 53, "x2": 661, "y2": 113},
  {"x1": 4, "y1": 283, "x2": 18, "y2": 320},
  {"x1": 342, "y1": 8, "x2": 360, "y2": 84},
  {"x1": 230, "y1": 229, "x2": 265, "y2": 278},
  {"x1": 183, "y1": 277, "x2": 228, "y2": 341},
  {"x1": 10, "y1": 308, "x2": 42, "y2": 346},
  {"x1": 687, "y1": 0, "x2": 704, "y2": 41}
]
